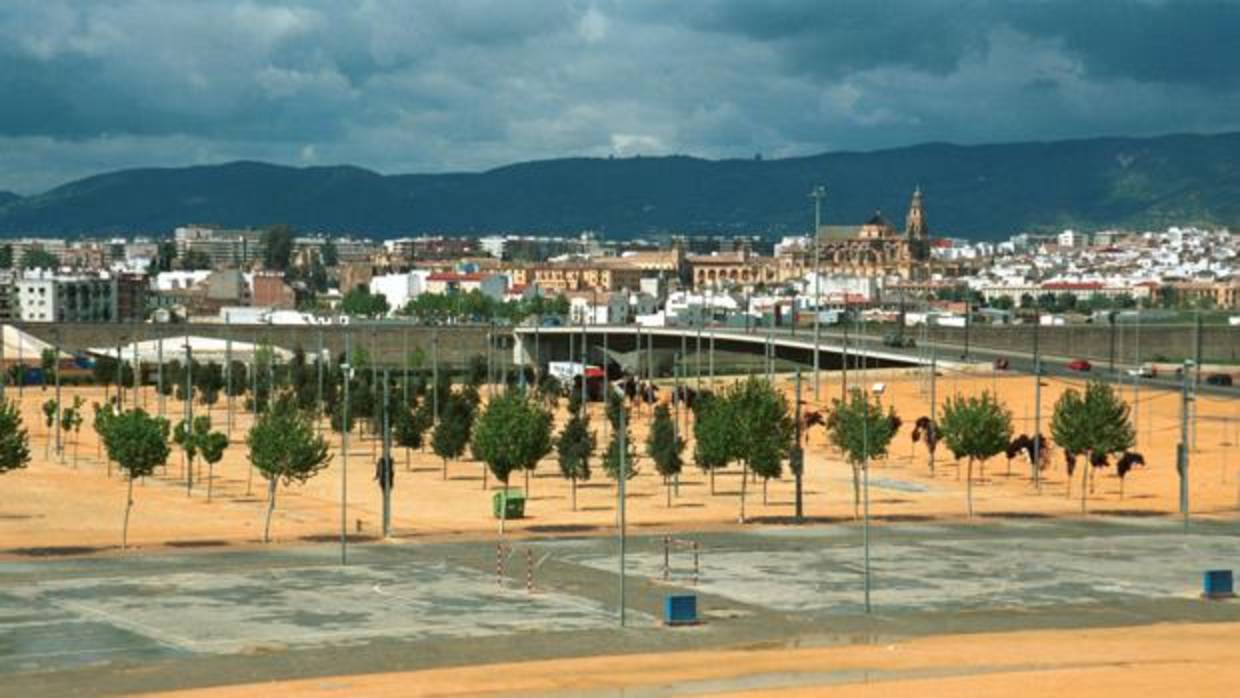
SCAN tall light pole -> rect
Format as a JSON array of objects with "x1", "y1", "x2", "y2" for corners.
[
  {"x1": 810, "y1": 185, "x2": 825, "y2": 400},
  {"x1": 341, "y1": 333, "x2": 352, "y2": 564}
]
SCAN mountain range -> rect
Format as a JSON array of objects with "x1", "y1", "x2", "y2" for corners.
[{"x1": 1, "y1": 131, "x2": 1238, "y2": 239}]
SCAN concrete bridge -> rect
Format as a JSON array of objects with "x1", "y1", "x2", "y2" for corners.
[{"x1": 512, "y1": 324, "x2": 943, "y2": 379}]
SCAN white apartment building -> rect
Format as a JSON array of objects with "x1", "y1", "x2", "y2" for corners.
[
  {"x1": 798, "y1": 273, "x2": 879, "y2": 303},
  {"x1": 369, "y1": 270, "x2": 431, "y2": 313},
  {"x1": 14, "y1": 269, "x2": 119, "y2": 322}
]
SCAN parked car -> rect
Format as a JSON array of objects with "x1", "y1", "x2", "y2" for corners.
[
  {"x1": 1205, "y1": 373, "x2": 1234, "y2": 387},
  {"x1": 1067, "y1": 359, "x2": 1092, "y2": 372},
  {"x1": 1126, "y1": 365, "x2": 1153, "y2": 378},
  {"x1": 993, "y1": 357, "x2": 1009, "y2": 370}
]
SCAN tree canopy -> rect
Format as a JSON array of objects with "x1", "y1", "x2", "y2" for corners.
[
  {"x1": 826, "y1": 388, "x2": 899, "y2": 518},
  {"x1": 0, "y1": 400, "x2": 31, "y2": 475},
  {"x1": 1051, "y1": 380, "x2": 1135, "y2": 511},
  {"x1": 938, "y1": 391, "x2": 1013, "y2": 517},
  {"x1": 247, "y1": 395, "x2": 331, "y2": 542},
  {"x1": 646, "y1": 403, "x2": 684, "y2": 507},
  {"x1": 555, "y1": 410, "x2": 594, "y2": 510},
  {"x1": 262, "y1": 224, "x2": 296, "y2": 271},
  {"x1": 432, "y1": 390, "x2": 477, "y2": 475},
  {"x1": 471, "y1": 389, "x2": 553, "y2": 487},
  {"x1": 341, "y1": 287, "x2": 390, "y2": 318}
]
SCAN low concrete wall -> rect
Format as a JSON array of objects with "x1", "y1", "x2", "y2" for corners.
[
  {"x1": 922, "y1": 323, "x2": 1240, "y2": 364},
  {"x1": 12, "y1": 323, "x2": 498, "y2": 369}
]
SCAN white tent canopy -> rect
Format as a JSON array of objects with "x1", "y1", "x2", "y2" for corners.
[
  {"x1": 87, "y1": 335, "x2": 302, "y2": 364},
  {"x1": 1, "y1": 324, "x2": 73, "y2": 361}
]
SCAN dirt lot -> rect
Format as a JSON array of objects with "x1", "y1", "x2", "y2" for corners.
[
  {"x1": 0, "y1": 366, "x2": 1236, "y2": 554},
  {"x1": 138, "y1": 621, "x2": 1240, "y2": 697}
]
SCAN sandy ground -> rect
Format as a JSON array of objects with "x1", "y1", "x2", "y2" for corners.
[
  {"x1": 0, "y1": 366, "x2": 1237, "y2": 554},
  {"x1": 138, "y1": 621, "x2": 1240, "y2": 697}
]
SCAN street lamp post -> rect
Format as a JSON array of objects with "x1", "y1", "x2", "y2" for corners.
[
  {"x1": 810, "y1": 185, "x2": 825, "y2": 400},
  {"x1": 341, "y1": 333, "x2": 352, "y2": 565}
]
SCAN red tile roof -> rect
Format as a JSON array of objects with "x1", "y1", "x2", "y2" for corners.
[{"x1": 1041, "y1": 282, "x2": 1103, "y2": 291}]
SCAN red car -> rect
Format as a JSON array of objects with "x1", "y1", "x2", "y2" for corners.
[{"x1": 1067, "y1": 359, "x2": 1092, "y2": 372}]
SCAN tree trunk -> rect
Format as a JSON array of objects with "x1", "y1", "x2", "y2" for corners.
[
  {"x1": 1081, "y1": 459, "x2": 1089, "y2": 514},
  {"x1": 1120, "y1": 475, "x2": 1125, "y2": 500},
  {"x1": 442, "y1": 457, "x2": 448, "y2": 480},
  {"x1": 710, "y1": 468, "x2": 715, "y2": 495},
  {"x1": 263, "y1": 479, "x2": 277, "y2": 542},
  {"x1": 523, "y1": 467, "x2": 529, "y2": 495},
  {"x1": 122, "y1": 476, "x2": 134, "y2": 550},
  {"x1": 207, "y1": 460, "x2": 214, "y2": 502},
  {"x1": 500, "y1": 482, "x2": 508, "y2": 536},
  {"x1": 571, "y1": 475, "x2": 577, "y2": 511},
  {"x1": 763, "y1": 477, "x2": 768, "y2": 506},
  {"x1": 851, "y1": 463, "x2": 861, "y2": 519},
  {"x1": 967, "y1": 457, "x2": 974, "y2": 518},
  {"x1": 405, "y1": 446, "x2": 411, "y2": 472},
  {"x1": 666, "y1": 479, "x2": 672, "y2": 508},
  {"x1": 739, "y1": 463, "x2": 747, "y2": 523}
]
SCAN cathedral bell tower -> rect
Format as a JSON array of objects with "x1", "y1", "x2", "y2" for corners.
[
  {"x1": 905, "y1": 186, "x2": 927, "y2": 239},
  {"x1": 905, "y1": 186, "x2": 930, "y2": 266}
]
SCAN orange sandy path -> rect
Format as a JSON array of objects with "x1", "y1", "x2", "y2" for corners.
[
  {"x1": 138, "y1": 621, "x2": 1240, "y2": 697},
  {"x1": 1, "y1": 368, "x2": 1237, "y2": 554}
]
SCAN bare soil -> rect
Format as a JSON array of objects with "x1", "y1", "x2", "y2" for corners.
[{"x1": 1, "y1": 367, "x2": 1236, "y2": 556}]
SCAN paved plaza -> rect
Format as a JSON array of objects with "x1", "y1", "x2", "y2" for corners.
[{"x1": 2, "y1": 517, "x2": 1239, "y2": 695}]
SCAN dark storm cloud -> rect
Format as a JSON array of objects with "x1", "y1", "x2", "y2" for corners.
[
  {"x1": 1, "y1": 0, "x2": 1239, "y2": 194},
  {"x1": 1004, "y1": 1, "x2": 1240, "y2": 87},
  {"x1": 655, "y1": 0, "x2": 991, "y2": 77}
]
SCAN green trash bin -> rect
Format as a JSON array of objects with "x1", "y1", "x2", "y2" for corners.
[{"x1": 492, "y1": 489, "x2": 526, "y2": 519}]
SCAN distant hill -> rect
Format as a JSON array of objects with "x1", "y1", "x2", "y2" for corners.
[
  {"x1": 2, "y1": 132, "x2": 1239, "y2": 239},
  {"x1": 0, "y1": 191, "x2": 20, "y2": 207}
]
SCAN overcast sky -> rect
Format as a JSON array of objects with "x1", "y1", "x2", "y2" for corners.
[{"x1": 3, "y1": 0, "x2": 1240, "y2": 194}]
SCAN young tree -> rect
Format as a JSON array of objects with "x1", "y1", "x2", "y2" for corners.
[
  {"x1": 0, "y1": 400, "x2": 32, "y2": 482},
  {"x1": 1051, "y1": 380, "x2": 1135, "y2": 513},
  {"x1": 93, "y1": 401, "x2": 117, "y2": 476},
  {"x1": 247, "y1": 396, "x2": 330, "y2": 542},
  {"x1": 40, "y1": 348, "x2": 56, "y2": 391},
  {"x1": 938, "y1": 391, "x2": 1013, "y2": 517},
  {"x1": 176, "y1": 415, "x2": 228, "y2": 500},
  {"x1": 555, "y1": 410, "x2": 595, "y2": 511},
  {"x1": 41, "y1": 398, "x2": 58, "y2": 459},
  {"x1": 61, "y1": 396, "x2": 85, "y2": 468},
  {"x1": 693, "y1": 391, "x2": 733, "y2": 495},
  {"x1": 199, "y1": 428, "x2": 229, "y2": 503},
  {"x1": 196, "y1": 361, "x2": 225, "y2": 415},
  {"x1": 647, "y1": 404, "x2": 684, "y2": 507},
  {"x1": 393, "y1": 398, "x2": 430, "y2": 470},
  {"x1": 102, "y1": 409, "x2": 171, "y2": 549},
  {"x1": 432, "y1": 390, "x2": 476, "y2": 480},
  {"x1": 174, "y1": 416, "x2": 198, "y2": 493},
  {"x1": 826, "y1": 389, "x2": 899, "y2": 519},
  {"x1": 471, "y1": 390, "x2": 553, "y2": 534},
  {"x1": 602, "y1": 419, "x2": 639, "y2": 483},
  {"x1": 725, "y1": 378, "x2": 795, "y2": 523}
]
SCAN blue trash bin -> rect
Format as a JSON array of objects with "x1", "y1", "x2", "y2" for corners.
[
  {"x1": 1203, "y1": 570, "x2": 1235, "y2": 599},
  {"x1": 664, "y1": 594, "x2": 697, "y2": 626}
]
